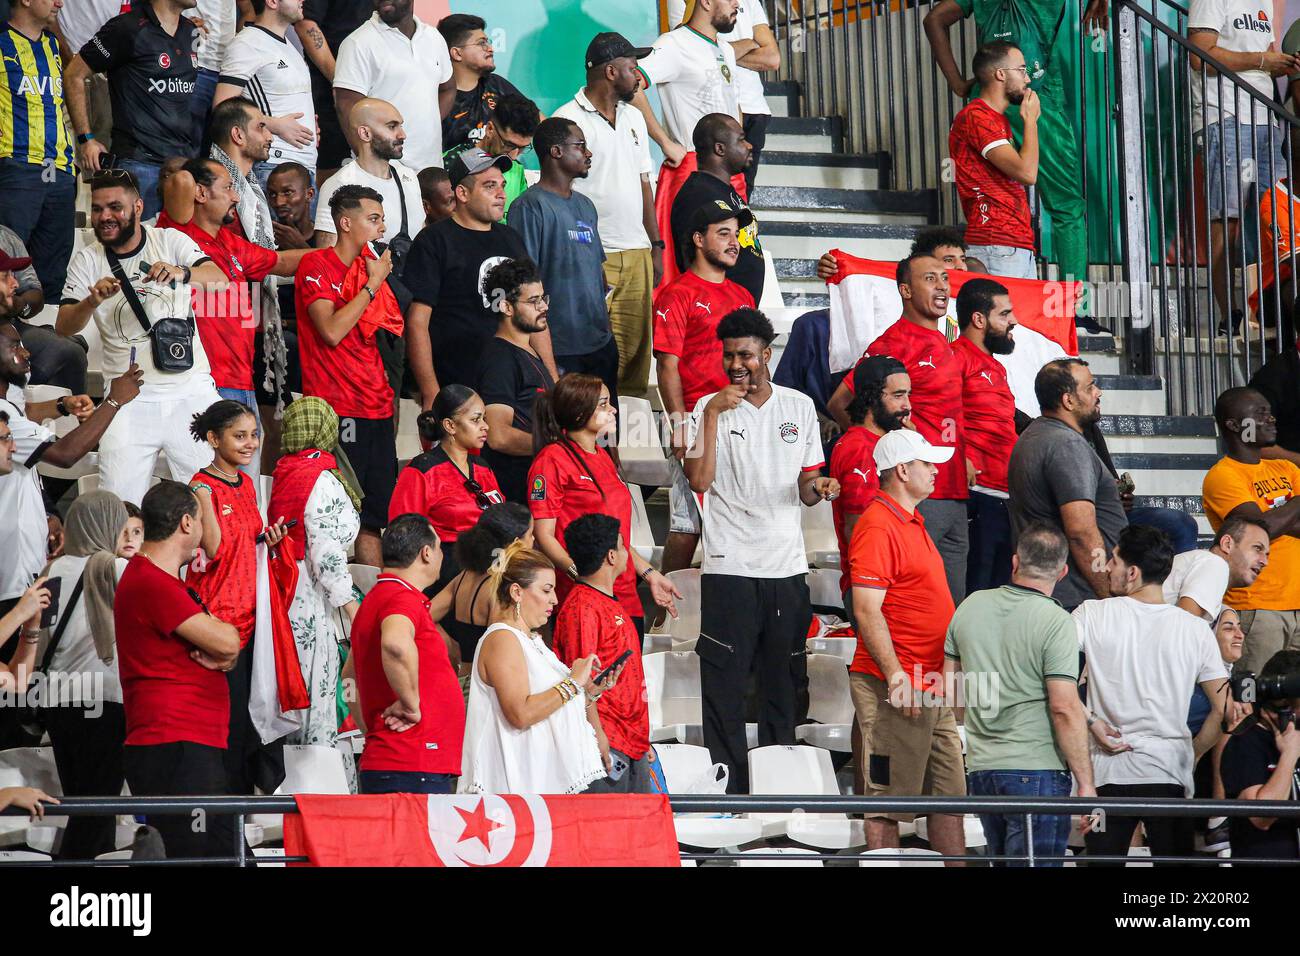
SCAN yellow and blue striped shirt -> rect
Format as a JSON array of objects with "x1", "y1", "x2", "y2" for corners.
[{"x1": 0, "y1": 27, "x2": 74, "y2": 173}]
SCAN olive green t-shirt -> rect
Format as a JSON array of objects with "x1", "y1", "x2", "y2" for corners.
[
  {"x1": 954, "y1": 0, "x2": 1068, "y2": 82},
  {"x1": 943, "y1": 583, "x2": 1080, "y2": 772}
]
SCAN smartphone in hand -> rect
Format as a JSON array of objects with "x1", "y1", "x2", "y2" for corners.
[{"x1": 39, "y1": 576, "x2": 63, "y2": 630}]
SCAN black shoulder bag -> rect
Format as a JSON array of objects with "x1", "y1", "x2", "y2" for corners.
[
  {"x1": 106, "y1": 239, "x2": 196, "y2": 373},
  {"x1": 19, "y1": 574, "x2": 86, "y2": 736}
]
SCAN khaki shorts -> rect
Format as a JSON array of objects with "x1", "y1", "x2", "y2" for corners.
[
  {"x1": 858, "y1": 673, "x2": 966, "y2": 822},
  {"x1": 1236, "y1": 609, "x2": 1300, "y2": 678}
]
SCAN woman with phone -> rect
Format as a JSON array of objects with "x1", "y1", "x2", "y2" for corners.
[
  {"x1": 528, "y1": 374, "x2": 679, "y2": 636},
  {"x1": 268, "y1": 398, "x2": 361, "y2": 761},
  {"x1": 38, "y1": 490, "x2": 130, "y2": 860},
  {"x1": 187, "y1": 399, "x2": 289, "y2": 796},
  {"x1": 389, "y1": 386, "x2": 504, "y2": 591},
  {"x1": 461, "y1": 542, "x2": 626, "y2": 795}
]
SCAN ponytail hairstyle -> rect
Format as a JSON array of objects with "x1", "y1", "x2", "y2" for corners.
[
  {"x1": 532, "y1": 372, "x2": 605, "y2": 451},
  {"x1": 486, "y1": 539, "x2": 554, "y2": 609},
  {"x1": 454, "y1": 501, "x2": 532, "y2": 573},
  {"x1": 189, "y1": 398, "x2": 255, "y2": 444},
  {"x1": 418, "y1": 384, "x2": 479, "y2": 444}
]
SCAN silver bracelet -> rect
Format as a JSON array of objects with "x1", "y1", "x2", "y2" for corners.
[{"x1": 105, "y1": 397, "x2": 121, "y2": 409}]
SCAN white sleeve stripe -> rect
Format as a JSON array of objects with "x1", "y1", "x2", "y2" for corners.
[{"x1": 980, "y1": 139, "x2": 1012, "y2": 157}]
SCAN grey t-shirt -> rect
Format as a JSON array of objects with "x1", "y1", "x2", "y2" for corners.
[
  {"x1": 1008, "y1": 416, "x2": 1129, "y2": 609},
  {"x1": 0, "y1": 224, "x2": 41, "y2": 297},
  {"x1": 507, "y1": 184, "x2": 612, "y2": 357}
]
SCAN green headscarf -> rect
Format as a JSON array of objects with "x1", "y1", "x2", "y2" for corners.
[{"x1": 279, "y1": 397, "x2": 363, "y2": 511}]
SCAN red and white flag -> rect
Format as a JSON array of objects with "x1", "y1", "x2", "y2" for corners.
[
  {"x1": 285, "y1": 793, "x2": 681, "y2": 867},
  {"x1": 825, "y1": 251, "x2": 1081, "y2": 417}
]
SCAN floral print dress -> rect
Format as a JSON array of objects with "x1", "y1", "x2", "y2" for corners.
[{"x1": 286, "y1": 471, "x2": 359, "y2": 761}]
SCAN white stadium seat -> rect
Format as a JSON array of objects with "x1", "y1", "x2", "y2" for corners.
[
  {"x1": 646, "y1": 568, "x2": 700, "y2": 646},
  {"x1": 628, "y1": 483, "x2": 663, "y2": 566},
  {"x1": 801, "y1": 499, "x2": 839, "y2": 568},
  {"x1": 859, "y1": 847, "x2": 945, "y2": 867},
  {"x1": 643, "y1": 651, "x2": 701, "y2": 744},
  {"x1": 655, "y1": 743, "x2": 763, "y2": 850},
  {"x1": 796, "y1": 654, "x2": 854, "y2": 752},
  {"x1": 617, "y1": 395, "x2": 674, "y2": 487},
  {"x1": 748, "y1": 745, "x2": 865, "y2": 849},
  {"x1": 348, "y1": 563, "x2": 379, "y2": 596}
]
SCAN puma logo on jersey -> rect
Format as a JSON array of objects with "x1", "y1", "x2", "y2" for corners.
[
  {"x1": 694, "y1": 301, "x2": 712, "y2": 315},
  {"x1": 852, "y1": 468, "x2": 871, "y2": 482},
  {"x1": 979, "y1": 370, "x2": 994, "y2": 384},
  {"x1": 655, "y1": 310, "x2": 668, "y2": 321},
  {"x1": 577, "y1": 475, "x2": 594, "y2": 482},
  {"x1": 917, "y1": 355, "x2": 937, "y2": 371},
  {"x1": 304, "y1": 275, "x2": 323, "y2": 287},
  {"x1": 730, "y1": 428, "x2": 746, "y2": 440},
  {"x1": 1, "y1": 54, "x2": 22, "y2": 68}
]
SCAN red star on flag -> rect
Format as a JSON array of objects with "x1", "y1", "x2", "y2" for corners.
[{"x1": 456, "y1": 800, "x2": 503, "y2": 849}]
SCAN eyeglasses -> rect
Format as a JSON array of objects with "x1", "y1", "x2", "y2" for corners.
[
  {"x1": 456, "y1": 38, "x2": 493, "y2": 50},
  {"x1": 463, "y1": 478, "x2": 493, "y2": 511},
  {"x1": 1003, "y1": 65, "x2": 1030, "y2": 75},
  {"x1": 0, "y1": 431, "x2": 13, "y2": 444},
  {"x1": 561, "y1": 140, "x2": 588, "y2": 151},
  {"x1": 523, "y1": 293, "x2": 550, "y2": 308},
  {"x1": 499, "y1": 137, "x2": 534, "y2": 157}
]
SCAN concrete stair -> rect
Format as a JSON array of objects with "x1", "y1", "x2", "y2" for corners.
[{"x1": 752, "y1": 80, "x2": 1220, "y2": 541}]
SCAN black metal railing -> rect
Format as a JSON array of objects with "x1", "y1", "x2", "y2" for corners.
[{"x1": 4, "y1": 793, "x2": 1299, "y2": 866}]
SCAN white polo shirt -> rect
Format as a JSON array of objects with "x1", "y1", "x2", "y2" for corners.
[
  {"x1": 333, "y1": 13, "x2": 453, "y2": 173},
  {"x1": 220, "y1": 24, "x2": 318, "y2": 170},
  {"x1": 58, "y1": 0, "x2": 124, "y2": 54},
  {"x1": 1162, "y1": 548, "x2": 1230, "y2": 621},
  {"x1": 553, "y1": 89, "x2": 653, "y2": 253},
  {"x1": 61, "y1": 226, "x2": 213, "y2": 395},
  {"x1": 1188, "y1": 0, "x2": 1276, "y2": 130},
  {"x1": 687, "y1": 383, "x2": 823, "y2": 578},
  {"x1": 0, "y1": 385, "x2": 55, "y2": 601},
  {"x1": 313, "y1": 159, "x2": 423, "y2": 239},
  {"x1": 639, "y1": 26, "x2": 740, "y2": 148},
  {"x1": 667, "y1": 0, "x2": 772, "y2": 117}
]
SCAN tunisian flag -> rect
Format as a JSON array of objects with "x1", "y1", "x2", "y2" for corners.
[
  {"x1": 285, "y1": 793, "x2": 681, "y2": 867},
  {"x1": 825, "y1": 251, "x2": 1081, "y2": 418}
]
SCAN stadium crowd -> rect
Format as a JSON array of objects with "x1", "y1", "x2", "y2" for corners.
[{"x1": 0, "y1": 0, "x2": 1298, "y2": 867}]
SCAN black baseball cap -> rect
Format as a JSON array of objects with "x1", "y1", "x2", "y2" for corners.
[
  {"x1": 585, "y1": 32, "x2": 653, "y2": 70},
  {"x1": 688, "y1": 199, "x2": 755, "y2": 238},
  {"x1": 448, "y1": 147, "x2": 514, "y2": 188}
]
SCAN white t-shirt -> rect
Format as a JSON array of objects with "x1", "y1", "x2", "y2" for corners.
[
  {"x1": 1162, "y1": 549, "x2": 1230, "y2": 621},
  {"x1": 58, "y1": 0, "x2": 123, "y2": 54},
  {"x1": 188, "y1": 0, "x2": 237, "y2": 73},
  {"x1": 667, "y1": 0, "x2": 772, "y2": 116},
  {"x1": 61, "y1": 226, "x2": 213, "y2": 393},
  {"x1": 313, "y1": 159, "x2": 423, "y2": 239},
  {"x1": 1073, "y1": 597, "x2": 1228, "y2": 795},
  {"x1": 639, "y1": 26, "x2": 741, "y2": 149},
  {"x1": 1188, "y1": 0, "x2": 1277, "y2": 130},
  {"x1": 553, "y1": 89, "x2": 653, "y2": 253},
  {"x1": 42, "y1": 554, "x2": 127, "y2": 707},
  {"x1": 219, "y1": 24, "x2": 317, "y2": 169},
  {"x1": 687, "y1": 383, "x2": 823, "y2": 578},
  {"x1": 332, "y1": 13, "x2": 453, "y2": 173},
  {"x1": 0, "y1": 385, "x2": 54, "y2": 601}
]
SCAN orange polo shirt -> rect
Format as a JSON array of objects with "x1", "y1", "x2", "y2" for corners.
[{"x1": 848, "y1": 492, "x2": 955, "y2": 686}]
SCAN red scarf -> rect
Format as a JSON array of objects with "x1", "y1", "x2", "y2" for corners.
[
  {"x1": 270, "y1": 449, "x2": 337, "y2": 554},
  {"x1": 341, "y1": 246, "x2": 404, "y2": 339}
]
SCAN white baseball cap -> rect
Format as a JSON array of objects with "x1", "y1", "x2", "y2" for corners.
[{"x1": 874, "y1": 429, "x2": 955, "y2": 476}]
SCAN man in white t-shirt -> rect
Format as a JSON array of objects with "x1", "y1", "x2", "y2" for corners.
[
  {"x1": 1073, "y1": 524, "x2": 1230, "y2": 865},
  {"x1": 332, "y1": 0, "x2": 454, "y2": 173},
  {"x1": 188, "y1": 0, "x2": 237, "y2": 148},
  {"x1": 1164, "y1": 514, "x2": 1271, "y2": 621},
  {"x1": 667, "y1": 0, "x2": 780, "y2": 194},
  {"x1": 55, "y1": 170, "x2": 227, "y2": 507},
  {"x1": 684, "y1": 307, "x2": 839, "y2": 792},
  {"x1": 314, "y1": 98, "x2": 421, "y2": 249},
  {"x1": 0, "y1": 319, "x2": 141, "y2": 605},
  {"x1": 215, "y1": 0, "x2": 319, "y2": 188},
  {"x1": 554, "y1": 33, "x2": 662, "y2": 398},
  {"x1": 1189, "y1": 0, "x2": 1300, "y2": 331}
]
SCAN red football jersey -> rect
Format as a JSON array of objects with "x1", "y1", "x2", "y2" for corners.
[
  {"x1": 949, "y1": 99, "x2": 1034, "y2": 251},
  {"x1": 389, "y1": 447, "x2": 505, "y2": 542},
  {"x1": 951, "y1": 337, "x2": 1017, "y2": 494},
  {"x1": 863, "y1": 318, "x2": 967, "y2": 501},
  {"x1": 652, "y1": 269, "x2": 755, "y2": 412},
  {"x1": 829, "y1": 425, "x2": 883, "y2": 596},
  {"x1": 186, "y1": 470, "x2": 262, "y2": 648},
  {"x1": 295, "y1": 248, "x2": 394, "y2": 419},
  {"x1": 553, "y1": 582, "x2": 649, "y2": 760}
]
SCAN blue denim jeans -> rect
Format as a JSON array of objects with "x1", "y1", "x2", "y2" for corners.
[
  {"x1": 967, "y1": 769, "x2": 1073, "y2": 866},
  {"x1": 1128, "y1": 506, "x2": 1199, "y2": 555},
  {"x1": 359, "y1": 770, "x2": 457, "y2": 794},
  {"x1": 191, "y1": 67, "x2": 219, "y2": 154},
  {"x1": 117, "y1": 159, "x2": 163, "y2": 221},
  {"x1": 0, "y1": 159, "x2": 77, "y2": 301}
]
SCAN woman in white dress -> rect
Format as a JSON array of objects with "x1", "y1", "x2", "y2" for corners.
[
  {"x1": 268, "y1": 398, "x2": 361, "y2": 752},
  {"x1": 462, "y1": 542, "x2": 627, "y2": 795}
]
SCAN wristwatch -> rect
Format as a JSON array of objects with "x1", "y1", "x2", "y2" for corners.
[
  {"x1": 55, "y1": 397, "x2": 68, "y2": 417},
  {"x1": 651, "y1": 240, "x2": 666, "y2": 250},
  {"x1": 76, "y1": 132, "x2": 95, "y2": 145},
  {"x1": 179, "y1": 265, "x2": 192, "y2": 285}
]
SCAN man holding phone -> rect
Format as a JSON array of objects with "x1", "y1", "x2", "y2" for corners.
[{"x1": 552, "y1": 514, "x2": 652, "y2": 793}]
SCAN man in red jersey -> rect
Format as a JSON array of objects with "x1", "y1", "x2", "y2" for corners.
[
  {"x1": 828, "y1": 356, "x2": 911, "y2": 600},
  {"x1": 347, "y1": 514, "x2": 465, "y2": 794},
  {"x1": 553, "y1": 514, "x2": 647, "y2": 792},
  {"x1": 295, "y1": 183, "x2": 395, "y2": 567},
  {"x1": 160, "y1": 158, "x2": 313, "y2": 478},
  {"x1": 828, "y1": 254, "x2": 970, "y2": 603},
  {"x1": 953, "y1": 277, "x2": 1020, "y2": 592},
  {"x1": 114, "y1": 480, "x2": 243, "y2": 860},
  {"x1": 653, "y1": 201, "x2": 754, "y2": 579},
  {"x1": 948, "y1": 42, "x2": 1040, "y2": 281}
]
